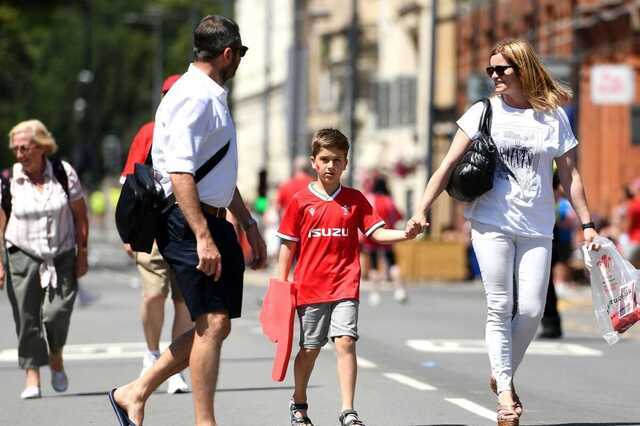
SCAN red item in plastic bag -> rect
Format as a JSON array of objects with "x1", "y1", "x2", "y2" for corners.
[
  {"x1": 259, "y1": 279, "x2": 296, "y2": 381},
  {"x1": 611, "y1": 307, "x2": 640, "y2": 333}
]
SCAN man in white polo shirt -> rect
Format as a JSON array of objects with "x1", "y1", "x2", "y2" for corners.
[{"x1": 109, "y1": 15, "x2": 266, "y2": 426}]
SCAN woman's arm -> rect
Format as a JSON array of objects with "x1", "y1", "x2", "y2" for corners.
[
  {"x1": 555, "y1": 147, "x2": 599, "y2": 245},
  {"x1": 69, "y1": 197, "x2": 89, "y2": 278},
  {"x1": 278, "y1": 240, "x2": 297, "y2": 282},
  {"x1": 409, "y1": 129, "x2": 474, "y2": 228}
]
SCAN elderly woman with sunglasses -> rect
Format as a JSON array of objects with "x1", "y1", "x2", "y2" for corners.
[
  {"x1": 407, "y1": 39, "x2": 599, "y2": 426},
  {"x1": 0, "y1": 119, "x2": 88, "y2": 399}
]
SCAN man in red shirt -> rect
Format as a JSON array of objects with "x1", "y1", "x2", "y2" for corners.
[
  {"x1": 120, "y1": 74, "x2": 193, "y2": 394},
  {"x1": 277, "y1": 129, "x2": 421, "y2": 426},
  {"x1": 276, "y1": 156, "x2": 314, "y2": 215}
]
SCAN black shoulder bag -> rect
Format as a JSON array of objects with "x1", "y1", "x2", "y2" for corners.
[
  {"x1": 115, "y1": 140, "x2": 230, "y2": 253},
  {"x1": 446, "y1": 98, "x2": 498, "y2": 202}
]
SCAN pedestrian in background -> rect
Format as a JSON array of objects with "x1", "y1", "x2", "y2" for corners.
[
  {"x1": 0, "y1": 119, "x2": 89, "y2": 399},
  {"x1": 276, "y1": 156, "x2": 314, "y2": 216},
  {"x1": 362, "y1": 174, "x2": 408, "y2": 305},
  {"x1": 109, "y1": 15, "x2": 266, "y2": 426},
  {"x1": 408, "y1": 39, "x2": 599, "y2": 426},
  {"x1": 277, "y1": 129, "x2": 421, "y2": 426},
  {"x1": 120, "y1": 74, "x2": 192, "y2": 395},
  {"x1": 624, "y1": 178, "x2": 640, "y2": 267}
]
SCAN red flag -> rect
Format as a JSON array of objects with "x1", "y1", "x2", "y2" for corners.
[{"x1": 260, "y1": 278, "x2": 296, "y2": 381}]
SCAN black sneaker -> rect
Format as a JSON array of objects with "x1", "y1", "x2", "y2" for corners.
[{"x1": 289, "y1": 399, "x2": 314, "y2": 425}]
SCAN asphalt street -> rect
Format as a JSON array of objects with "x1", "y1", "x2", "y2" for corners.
[{"x1": 1, "y1": 222, "x2": 639, "y2": 426}]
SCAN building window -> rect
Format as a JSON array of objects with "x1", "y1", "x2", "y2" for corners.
[
  {"x1": 632, "y1": 106, "x2": 640, "y2": 146},
  {"x1": 373, "y1": 76, "x2": 416, "y2": 129}
]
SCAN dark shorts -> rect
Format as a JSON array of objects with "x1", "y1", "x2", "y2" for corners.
[
  {"x1": 157, "y1": 205, "x2": 245, "y2": 321},
  {"x1": 367, "y1": 248, "x2": 396, "y2": 270}
]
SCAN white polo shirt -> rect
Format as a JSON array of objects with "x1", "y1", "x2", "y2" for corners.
[{"x1": 152, "y1": 63, "x2": 238, "y2": 207}]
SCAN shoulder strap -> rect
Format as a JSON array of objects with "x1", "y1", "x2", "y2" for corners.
[
  {"x1": 479, "y1": 98, "x2": 493, "y2": 136},
  {"x1": 194, "y1": 140, "x2": 231, "y2": 183},
  {"x1": 163, "y1": 140, "x2": 231, "y2": 206},
  {"x1": 1, "y1": 168, "x2": 12, "y2": 217},
  {"x1": 50, "y1": 158, "x2": 70, "y2": 199}
]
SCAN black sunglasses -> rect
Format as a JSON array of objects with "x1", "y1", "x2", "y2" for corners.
[
  {"x1": 485, "y1": 65, "x2": 517, "y2": 77},
  {"x1": 233, "y1": 44, "x2": 248, "y2": 58}
]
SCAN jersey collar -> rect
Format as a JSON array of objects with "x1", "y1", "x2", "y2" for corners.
[{"x1": 308, "y1": 182, "x2": 342, "y2": 201}]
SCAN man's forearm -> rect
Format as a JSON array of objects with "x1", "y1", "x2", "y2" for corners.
[
  {"x1": 228, "y1": 187, "x2": 253, "y2": 227},
  {"x1": 170, "y1": 173, "x2": 210, "y2": 239}
]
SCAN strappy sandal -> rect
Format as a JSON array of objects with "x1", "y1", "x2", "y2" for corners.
[
  {"x1": 490, "y1": 377, "x2": 523, "y2": 415},
  {"x1": 497, "y1": 403, "x2": 519, "y2": 426},
  {"x1": 289, "y1": 399, "x2": 314, "y2": 426},
  {"x1": 339, "y1": 409, "x2": 366, "y2": 426}
]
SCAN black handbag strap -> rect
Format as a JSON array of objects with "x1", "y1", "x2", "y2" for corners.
[
  {"x1": 164, "y1": 140, "x2": 231, "y2": 205},
  {"x1": 479, "y1": 98, "x2": 492, "y2": 136}
]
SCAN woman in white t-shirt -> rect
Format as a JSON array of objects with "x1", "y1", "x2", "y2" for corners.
[{"x1": 408, "y1": 39, "x2": 599, "y2": 426}]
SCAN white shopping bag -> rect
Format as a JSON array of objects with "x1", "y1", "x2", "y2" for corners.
[{"x1": 583, "y1": 236, "x2": 640, "y2": 345}]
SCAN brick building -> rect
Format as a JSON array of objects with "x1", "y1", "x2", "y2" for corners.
[{"x1": 457, "y1": 0, "x2": 640, "y2": 219}]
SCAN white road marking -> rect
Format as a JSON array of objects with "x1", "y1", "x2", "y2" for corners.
[
  {"x1": 407, "y1": 339, "x2": 602, "y2": 356},
  {"x1": 445, "y1": 398, "x2": 496, "y2": 421},
  {"x1": 0, "y1": 342, "x2": 172, "y2": 362},
  {"x1": 356, "y1": 356, "x2": 377, "y2": 369},
  {"x1": 382, "y1": 373, "x2": 437, "y2": 391},
  {"x1": 318, "y1": 345, "x2": 377, "y2": 368}
]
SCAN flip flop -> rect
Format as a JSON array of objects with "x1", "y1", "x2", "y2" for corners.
[{"x1": 107, "y1": 388, "x2": 137, "y2": 426}]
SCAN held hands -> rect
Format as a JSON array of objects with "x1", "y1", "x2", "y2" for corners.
[
  {"x1": 196, "y1": 235, "x2": 223, "y2": 281},
  {"x1": 405, "y1": 213, "x2": 430, "y2": 239}
]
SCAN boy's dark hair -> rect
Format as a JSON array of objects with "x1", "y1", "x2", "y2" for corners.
[
  {"x1": 311, "y1": 128, "x2": 350, "y2": 157},
  {"x1": 193, "y1": 15, "x2": 241, "y2": 61}
]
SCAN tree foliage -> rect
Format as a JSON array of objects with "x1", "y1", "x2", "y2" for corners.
[{"x1": 0, "y1": 0, "x2": 226, "y2": 187}]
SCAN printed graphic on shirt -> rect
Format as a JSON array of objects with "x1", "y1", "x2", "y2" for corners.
[{"x1": 494, "y1": 125, "x2": 542, "y2": 202}]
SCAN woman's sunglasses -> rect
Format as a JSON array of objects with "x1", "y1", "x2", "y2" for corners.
[{"x1": 485, "y1": 65, "x2": 517, "y2": 77}]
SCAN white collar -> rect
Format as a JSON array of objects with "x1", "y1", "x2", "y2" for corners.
[
  {"x1": 308, "y1": 182, "x2": 342, "y2": 201},
  {"x1": 188, "y1": 63, "x2": 228, "y2": 101}
]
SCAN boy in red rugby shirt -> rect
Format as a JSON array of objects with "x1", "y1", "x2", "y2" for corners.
[{"x1": 277, "y1": 129, "x2": 421, "y2": 426}]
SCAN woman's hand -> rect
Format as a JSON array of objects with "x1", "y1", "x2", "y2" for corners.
[
  {"x1": 583, "y1": 228, "x2": 600, "y2": 251},
  {"x1": 76, "y1": 248, "x2": 89, "y2": 278}
]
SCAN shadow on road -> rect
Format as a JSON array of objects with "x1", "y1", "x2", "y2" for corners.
[{"x1": 218, "y1": 385, "x2": 320, "y2": 393}]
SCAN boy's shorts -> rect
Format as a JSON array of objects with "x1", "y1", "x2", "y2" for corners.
[{"x1": 296, "y1": 299, "x2": 359, "y2": 348}]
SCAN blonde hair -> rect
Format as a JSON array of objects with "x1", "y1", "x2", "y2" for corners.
[
  {"x1": 490, "y1": 39, "x2": 571, "y2": 112},
  {"x1": 311, "y1": 128, "x2": 350, "y2": 157},
  {"x1": 8, "y1": 119, "x2": 58, "y2": 155}
]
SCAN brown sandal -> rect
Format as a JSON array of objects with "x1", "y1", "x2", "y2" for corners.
[
  {"x1": 497, "y1": 403, "x2": 519, "y2": 426},
  {"x1": 490, "y1": 377, "x2": 523, "y2": 415}
]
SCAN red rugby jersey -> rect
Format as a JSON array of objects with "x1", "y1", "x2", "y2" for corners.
[{"x1": 277, "y1": 183, "x2": 385, "y2": 305}]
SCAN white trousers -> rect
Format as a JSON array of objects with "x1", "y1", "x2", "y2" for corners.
[{"x1": 471, "y1": 221, "x2": 552, "y2": 393}]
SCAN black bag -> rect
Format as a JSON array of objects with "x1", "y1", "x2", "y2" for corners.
[
  {"x1": 446, "y1": 98, "x2": 498, "y2": 202},
  {"x1": 116, "y1": 140, "x2": 230, "y2": 253}
]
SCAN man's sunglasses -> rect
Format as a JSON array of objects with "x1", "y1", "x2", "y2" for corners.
[
  {"x1": 234, "y1": 45, "x2": 248, "y2": 57},
  {"x1": 485, "y1": 65, "x2": 517, "y2": 77}
]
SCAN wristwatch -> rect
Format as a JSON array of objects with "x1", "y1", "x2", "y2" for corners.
[
  {"x1": 581, "y1": 222, "x2": 596, "y2": 230},
  {"x1": 241, "y1": 217, "x2": 257, "y2": 230}
]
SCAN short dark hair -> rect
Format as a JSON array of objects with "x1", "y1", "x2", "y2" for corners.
[
  {"x1": 311, "y1": 128, "x2": 350, "y2": 157},
  {"x1": 193, "y1": 15, "x2": 241, "y2": 61}
]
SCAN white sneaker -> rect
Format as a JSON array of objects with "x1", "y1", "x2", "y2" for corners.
[
  {"x1": 51, "y1": 370, "x2": 68, "y2": 392},
  {"x1": 167, "y1": 372, "x2": 189, "y2": 394},
  {"x1": 393, "y1": 288, "x2": 408, "y2": 303},
  {"x1": 140, "y1": 350, "x2": 160, "y2": 378},
  {"x1": 368, "y1": 291, "x2": 381, "y2": 306},
  {"x1": 20, "y1": 386, "x2": 41, "y2": 399}
]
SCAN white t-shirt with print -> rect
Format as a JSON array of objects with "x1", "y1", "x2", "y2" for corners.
[{"x1": 456, "y1": 96, "x2": 577, "y2": 238}]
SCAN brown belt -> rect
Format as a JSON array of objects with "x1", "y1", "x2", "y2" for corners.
[{"x1": 200, "y1": 203, "x2": 226, "y2": 218}]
